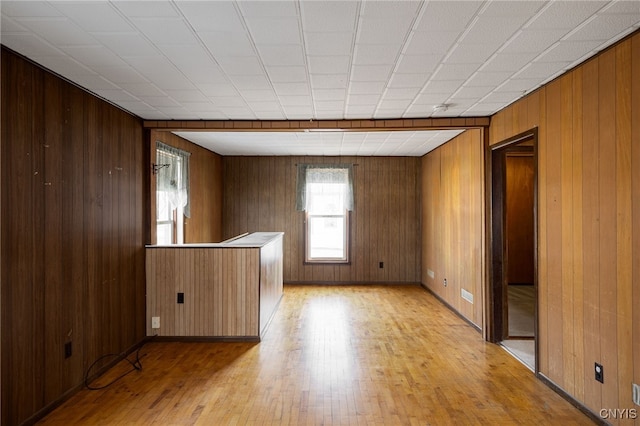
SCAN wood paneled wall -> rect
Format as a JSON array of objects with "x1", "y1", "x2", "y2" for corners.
[
  {"x1": 223, "y1": 156, "x2": 421, "y2": 283},
  {"x1": 420, "y1": 129, "x2": 485, "y2": 327},
  {"x1": 1, "y1": 48, "x2": 146, "y2": 426},
  {"x1": 490, "y1": 31, "x2": 640, "y2": 421},
  {"x1": 149, "y1": 131, "x2": 223, "y2": 244}
]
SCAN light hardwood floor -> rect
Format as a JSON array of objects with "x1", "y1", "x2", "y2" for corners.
[{"x1": 39, "y1": 285, "x2": 593, "y2": 425}]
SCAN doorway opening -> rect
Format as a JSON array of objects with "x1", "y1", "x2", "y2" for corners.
[{"x1": 488, "y1": 129, "x2": 537, "y2": 372}]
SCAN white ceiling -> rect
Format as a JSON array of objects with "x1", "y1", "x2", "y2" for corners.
[{"x1": 2, "y1": 0, "x2": 639, "y2": 156}]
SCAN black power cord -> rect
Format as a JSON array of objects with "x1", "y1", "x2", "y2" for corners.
[{"x1": 84, "y1": 337, "x2": 155, "y2": 390}]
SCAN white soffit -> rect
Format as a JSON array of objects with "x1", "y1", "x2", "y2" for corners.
[{"x1": 173, "y1": 130, "x2": 466, "y2": 156}]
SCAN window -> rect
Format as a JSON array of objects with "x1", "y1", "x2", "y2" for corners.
[
  {"x1": 296, "y1": 165, "x2": 354, "y2": 263},
  {"x1": 156, "y1": 142, "x2": 190, "y2": 244}
]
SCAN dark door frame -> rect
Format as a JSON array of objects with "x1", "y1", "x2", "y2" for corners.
[{"x1": 486, "y1": 128, "x2": 538, "y2": 371}]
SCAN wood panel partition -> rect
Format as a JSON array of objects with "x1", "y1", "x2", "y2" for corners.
[
  {"x1": 420, "y1": 129, "x2": 485, "y2": 328},
  {"x1": 223, "y1": 156, "x2": 421, "y2": 284},
  {"x1": 489, "y1": 31, "x2": 640, "y2": 420},
  {"x1": 146, "y1": 233, "x2": 283, "y2": 339},
  {"x1": 1, "y1": 47, "x2": 146, "y2": 426}
]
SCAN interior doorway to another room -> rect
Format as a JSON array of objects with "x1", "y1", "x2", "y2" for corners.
[{"x1": 488, "y1": 130, "x2": 537, "y2": 372}]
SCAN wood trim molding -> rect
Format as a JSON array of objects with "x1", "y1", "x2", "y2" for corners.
[{"x1": 143, "y1": 117, "x2": 490, "y2": 132}]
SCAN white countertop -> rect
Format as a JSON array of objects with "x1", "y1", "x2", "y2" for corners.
[{"x1": 147, "y1": 232, "x2": 283, "y2": 249}]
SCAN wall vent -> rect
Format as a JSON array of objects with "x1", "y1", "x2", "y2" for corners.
[
  {"x1": 461, "y1": 288, "x2": 473, "y2": 304},
  {"x1": 427, "y1": 269, "x2": 435, "y2": 279}
]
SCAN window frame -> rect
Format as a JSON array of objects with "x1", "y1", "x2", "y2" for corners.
[{"x1": 303, "y1": 180, "x2": 351, "y2": 265}]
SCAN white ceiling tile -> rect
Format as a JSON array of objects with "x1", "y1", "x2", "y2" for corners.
[
  {"x1": 512, "y1": 61, "x2": 569, "y2": 80},
  {"x1": 111, "y1": 1, "x2": 179, "y2": 18},
  {"x1": 310, "y1": 74, "x2": 348, "y2": 89},
  {"x1": 480, "y1": 1, "x2": 545, "y2": 18},
  {"x1": 357, "y1": 18, "x2": 413, "y2": 45},
  {"x1": 1, "y1": 1, "x2": 62, "y2": 17},
  {"x1": 164, "y1": 90, "x2": 209, "y2": 103},
  {"x1": 389, "y1": 73, "x2": 430, "y2": 88},
  {"x1": 175, "y1": 2, "x2": 244, "y2": 32},
  {"x1": 258, "y1": 44, "x2": 305, "y2": 66},
  {"x1": 500, "y1": 29, "x2": 569, "y2": 54},
  {"x1": 14, "y1": 17, "x2": 97, "y2": 45},
  {"x1": 383, "y1": 87, "x2": 420, "y2": 100},
  {"x1": 140, "y1": 96, "x2": 181, "y2": 108},
  {"x1": 73, "y1": 74, "x2": 120, "y2": 91},
  {"x1": 238, "y1": 1, "x2": 298, "y2": 18},
  {"x1": 273, "y1": 82, "x2": 310, "y2": 96},
  {"x1": 465, "y1": 71, "x2": 514, "y2": 87},
  {"x1": 146, "y1": 70, "x2": 196, "y2": 91},
  {"x1": 479, "y1": 52, "x2": 537, "y2": 73},
  {"x1": 94, "y1": 89, "x2": 140, "y2": 103},
  {"x1": 199, "y1": 31, "x2": 256, "y2": 57},
  {"x1": 348, "y1": 94, "x2": 381, "y2": 105},
  {"x1": 414, "y1": 1, "x2": 482, "y2": 32},
  {"x1": 412, "y1": 92, "x2": 450, "y2": 105},
  {"x1": 496, "y1": 78, "x2": 545, "y2": 93},
  {"x1": 132, "y1": 18, "x2": 197, "y2": 44},
  {"x1": 460, "y1": 16, "x2": 528, "y2": 47},
  {"x1": 480, "y1": 90, "x2": 523, "y2": 104},
  {"x1": 525, "y1": 1, "x2": 607, "y2": 30},
  {"x1": 350, "y1": 65, "x2": 393, "y2": 82},
  {"x1": 217, "y1": 56, "x2": 264, "y2": 75},
  {"x1": 61, "y1": 45, "x2": 130, "y2": 69},
  {"x1": 360, "y1": 1, "x2": 421, "y2": 19},
  {"x1": 422, "y1": 80, "x2": 466, "y2": 94},
  {"x1": 278, "y1": 96, "x2": 311, "y2": 107},
  {"x1": 91, "y1": 33, "x2": 157, "y2": 58},
  {"x1": 228, "y1": 75, "x2": 271, "y2": 90},
  {"x1": 308, "y1": 56, "x2": 351, "y2": 74},
  {"x1": 348, "y1": 81, "x2": 386, "y2": 95},
  {"x1": 395, "y1": 54, "x2": 441, "y2": 75},
  {"x1": 210, "y1": 97, "x2": 247, "y2": 107},
  {"x1": 312, "y1": 89, "x2": 347, "y2": 101},
  {"x1": 52, "y1": 2, "x2": 133, "y2": 33},
  {"x1": 452, "y1": 86, "x2": 494, "y2": 99},
  {"x1": 564, "y1": 13, "x2": 640, "y2": 43},
  {"x1": 266, "y1": 66, "x2": 308, "y2": 83},
  {"x1": 300, "y1": 1, "x2": 358, "y2": 32},
  {"x1": 403, "y1": 31, "x2": 460, "y2": 55},
  {"x1": 247, "y1": 18, "x2": 302, "y2": 45},
  {"x1": 315, "y1": 100, "x2": 345, "y2": 111},
  {"x1": 305, "y1": 32, "x2": 355, "y2": 56},
  {"x1": 120, "y1": 83, "x2": 166, "y2": 97},
  {"x1": 445, "y1": 43, "x2": 498, "y2": 64},
  {"x1": 354, "y1": 43, "x2": 401, "y2": 65},
  {"x1": 377, "y1": 99, "x2": 411, "y2": 110},
  {"x1": 240, "y1": 89, "x2": 278, "y2": 102},
  {"x1": 432, "y1": 63, "x2": 479, "y2": 81},
  {"x1": 245, "y1": 100, "x2": 281, "y2": 110},
  {"x1": 1, "y1": 15, "x2": 28, "y2": 32},
  {"x1": 602, "y1": 1, "x2": 640, "y2": 15},
  {"x1": 199, "y1": 84, "x2": 239, "y2": 97},
  {"x1": 30, "y1": 54, "x2": 93, "y2": 77},
  {"x1": 98, "y1": 66, "x2": 148, "y2": 84},
  {"x1": 536, "y1": 40, "x2": 603, "y2": 63},
  {"x1": 0, "y1": 33, "x2": 61, "y2": 58}
]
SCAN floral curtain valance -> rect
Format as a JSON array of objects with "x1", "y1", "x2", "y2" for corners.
[
  {"x1": 295, "y1": 164, "x2": 354, "y2": 211},
  {"x1": 156, "y1": 141, "x2": 191, "y2": 218}
]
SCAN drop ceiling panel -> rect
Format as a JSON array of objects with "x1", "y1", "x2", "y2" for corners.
[{"x1": 1, "y1": 0, "x2": 639, "y2": 156}]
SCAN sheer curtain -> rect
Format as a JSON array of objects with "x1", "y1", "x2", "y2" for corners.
[
  {"x1": 295, "y1": 164, "x2": 354, "y2": 211},
  {"x1": 156, "y1": 141, "x2": 191, "y2": 218}
]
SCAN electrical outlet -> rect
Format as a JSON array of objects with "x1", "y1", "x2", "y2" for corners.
[
  {"x1": 443, "y1": 278, "x2": 447, "y2": 287},
  {"x1": 151, "y1": 316, "x2": 160, "y2": 329},
  {"x1": 64, "y1": 342, "x2": 72, "y2": 359},
  {"x1": 595, "y1": 363, "x2": 604, "y2": 383},
  {"x1": 177, "y1": 292, "x2": 184, "y2": 304},
  {"x1": 633, "y1": 383, "x2": 640, "y2": 406}
]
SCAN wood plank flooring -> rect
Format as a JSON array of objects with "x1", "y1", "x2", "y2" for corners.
[{"x1": 39, "y1": 285, "x2": 593, "y2": 425}]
